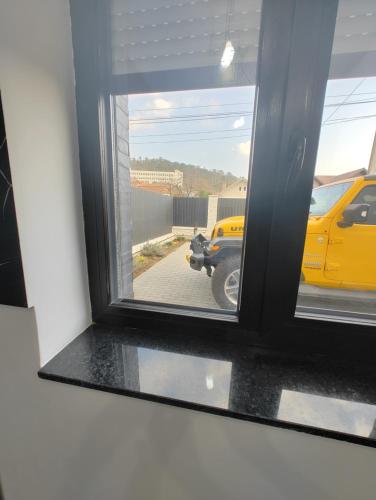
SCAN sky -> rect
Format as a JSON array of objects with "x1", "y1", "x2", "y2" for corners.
[
  {"x1": 128, "y1": 85, "x2": 255, "y2": 178},
  {"x1": 127, "y1": 77, "x2": 376, "y2": 179}
]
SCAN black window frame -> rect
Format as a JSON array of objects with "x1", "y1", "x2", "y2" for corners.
[{"x1": 70, "y1": 0, "x2": 376, "y2": 358}]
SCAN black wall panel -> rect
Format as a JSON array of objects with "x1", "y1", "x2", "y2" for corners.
[{"x1": 0, "y1": 95, "x2": 27, "y2": 307}]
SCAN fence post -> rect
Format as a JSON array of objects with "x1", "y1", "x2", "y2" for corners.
[{"x1": 207, "y1": 195, "x2": 219, "y2": 234}]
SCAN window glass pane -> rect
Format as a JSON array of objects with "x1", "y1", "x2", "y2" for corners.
[
  {"x1": 352, "y1": 186, "x2": 376, "y2": 224},
  {"x1": 309, "y1": 182, "x2": 353, "y2": 217},
  {"x1": 110, "y1": 1, "x2": 261, "y2": 312},
  {"x1": 295, "y1": 0, "x2": 376, "y2": 323}
]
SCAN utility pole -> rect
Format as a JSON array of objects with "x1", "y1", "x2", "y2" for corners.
[{"x1": 369, "y1": 129, "x2": 376, "y2": 174}]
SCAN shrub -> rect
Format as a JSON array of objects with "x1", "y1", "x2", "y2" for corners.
[
  {"x1": 174, "y1": 235, "x2": 186, "y2": 242},
  {"x1": 141, "y1": 243, "x2": 165, "y2": 257},
  {"x1": 133, "y1": 255, "x2": 145, "y2": 270}
]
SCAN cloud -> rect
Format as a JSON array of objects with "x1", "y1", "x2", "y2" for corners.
[
  {"x1": 238, "y1": 140, "x2": 251, "y2": 156},
  {"x1": 153, "y1": 98, "x2": 172, "y2": 110},
  {"x1": 129, "y1": 97, "x2": 173, "y2": 132},
  {"x1": 151, "y1": 97, "x2": 173, "y2": 118},
  {"x1": 233, "y1": 116, "x2": 245, "y2": 129}
]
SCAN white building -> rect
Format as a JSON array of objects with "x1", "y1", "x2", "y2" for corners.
[{"x1": 130, "y1": 169, "x2": 183, "y2": 187}]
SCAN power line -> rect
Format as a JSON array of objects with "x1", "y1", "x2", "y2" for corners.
[
  {"x1": 322, "y1": 79, "x2": 366, "y2": 125},
  {"x1": 129, "y1": 91, "x2": 376, "y2": 114},
  {"x1": 130, "y1": 111, "x2": 253, "y2": 124},
  {"x1": 323, "y1": 113, "x2": 376, "y2": 126},
  {"x1": 129, "y1": 98, "x2": 376, "y2": 125},
  {"x1": 326, "y1": 90, "x2": 376, "y2": 99},
  {"x1": 130, "y1": 101, "x2": 252, "y2": 112},
  {"x1": 130, "y1": 111, "x2": 252, "y2": 121},
  {"x1": 130, "y1": 114, "x2": 376, "y2": 144},
  {"x1": 324, "y1": 98, "x2": 376, "y2": 108},
  {"x1": 130, "y1": 127, "x2": 252, "y2": 138},
  {"x1": 131, "y1": 99, "x2": 376, "y2": 138},
  {"x1": 128, "y1": 91, "x2": 376, "y2": 139},
  {"x1": 131, "y1": 133, "x2": 252, "y2": 145}
]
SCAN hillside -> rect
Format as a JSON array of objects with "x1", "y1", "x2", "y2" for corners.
[{"x1": 130, "y1": 157, "x2": 239, "y2": 197}]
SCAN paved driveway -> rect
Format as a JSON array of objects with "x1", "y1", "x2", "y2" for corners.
[
  {"x1": 134, "y1": 242, "x2": 376, "y2": 315},
  {"x1": 134, "y1": 242, "x2": 219, "y2": 309}
]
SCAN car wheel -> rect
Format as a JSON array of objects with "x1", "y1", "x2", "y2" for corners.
[{"x1": 211, "y1": 255, "x2": 241, "y2": 310}]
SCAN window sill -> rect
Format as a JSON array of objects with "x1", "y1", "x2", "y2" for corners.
[{"x1": 38, "y1": 324, "x2": 376, "y2": 448}]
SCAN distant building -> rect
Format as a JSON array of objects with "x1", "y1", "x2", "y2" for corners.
[
  {"x1": 313, "y1": 168, "x2": 367, "y2": 188},
  {"x1": 130, "y1": 169, "x2": 183, "y2": 187},
  {"x1": 219, "y1": 179, "x2": 248, "y2": 198}
]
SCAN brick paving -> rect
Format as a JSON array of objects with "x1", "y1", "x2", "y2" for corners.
[
  {"x1": 133, "y1": 242, "x2": 219, "y2": 309},
  {"x1": 133, "y1": 242, "x2": 376, "y2": 314}
]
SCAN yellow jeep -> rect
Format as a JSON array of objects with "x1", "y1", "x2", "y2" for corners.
[{"x1": 189, "y1": 175, "x2": 376, "y2": 309}]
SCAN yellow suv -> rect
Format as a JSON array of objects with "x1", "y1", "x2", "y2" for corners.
[{"x1": 189, "y1": 175, "x2": 376, "y2": 309}]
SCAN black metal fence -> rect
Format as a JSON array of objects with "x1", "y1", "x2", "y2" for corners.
[
  {"x1": 131, "y1": 188, "x2": 173, "y2": 245},
  {"x1": 217, "y1": 198, "x2": 246, "y2": 220},
  {"x1": 131, "y1": 192, "x2": 210, "y2": 246},
  {"x1": 173, "y1": 197, "x2": 208, "y2": 227}
]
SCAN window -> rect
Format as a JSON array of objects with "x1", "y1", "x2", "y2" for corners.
[
  {"x1": 71, "y1": 0, "x2": 376, "y2": 354},
  {"x1": 352, "y1": 186, "x2": 376, "y2": 225},
  {"x1": 105, "y1": 0, "x2": 262, "y2": 313},
  {"x1": 112, "y1": 85, "x2": 255, "y2": 311},
  {"x1": 295, "y1": 0, "x2": 376, "y2": 325},
  {"x1": 309, "y1": 182, "x2": 353, "y2": 216}
]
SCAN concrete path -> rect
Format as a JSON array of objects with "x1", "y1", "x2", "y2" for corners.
[{"x1": 134, "y1": 242, "x2": 219, "y2": 309}]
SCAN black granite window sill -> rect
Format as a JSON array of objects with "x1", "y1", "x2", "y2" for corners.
[{"x1": 38, "y1": 324, "x2": 376, "y2": 448}]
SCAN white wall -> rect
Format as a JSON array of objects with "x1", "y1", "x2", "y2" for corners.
[
  {"x1": 0, "y1": 0, "x2": 91, "y2": 364},
  {"x1": 1, "y1": 305, "x2": 376, "y2": 500},
  {"x1": 1, "y1": 2, "x2": 376, "y2": 500}
]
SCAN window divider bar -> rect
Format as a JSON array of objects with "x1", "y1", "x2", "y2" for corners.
[
  {"x1": 260, "y1": 0, "x2": 339, "y2": 335},
  {"x1": 238, "y1": 0, "x2": 297, "y2": 330}
]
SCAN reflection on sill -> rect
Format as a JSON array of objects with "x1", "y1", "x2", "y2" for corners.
[
  {"x1": 131, "y1": 347, "x2": 232, "y2": 408},
  {"x1": 278, "y1": 390, "x2": 376, "y2": 438},
  {"x1": 39, "y1": 324, "x2": 376, "y2": 447}
]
